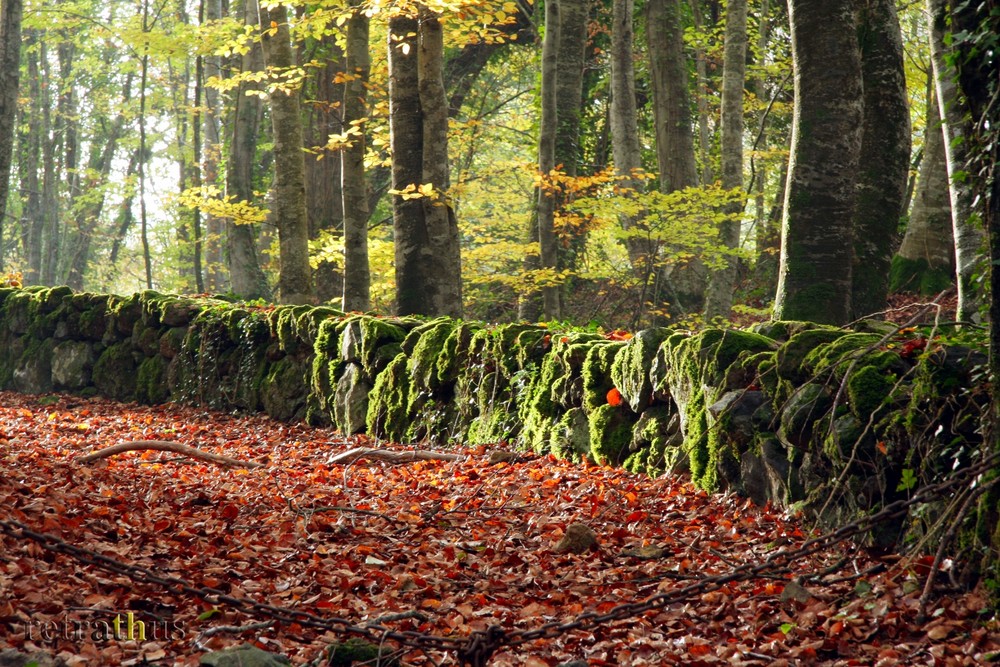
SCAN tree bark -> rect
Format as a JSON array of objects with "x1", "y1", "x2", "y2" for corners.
[
  {"x1": 851, "y1": 0, "x2": 911, "y2": 319},
  {"x1": 303, "y1": 34, "x2": 345, "y2": 303},
  {"x1": 536, "y1": 0, "x2": 562, "y2": 320},
  {"x1": 260, "y1": 2, "x2": 313, "y2": 304},
  {"x1": 610, "y1": 0, "x2": 643, "y2": 267},
  {"x1": 774, "y1": 0, "x2": 863, "y2": 325},
  {"x1": 646, "y1": 0, "x2": 704, "y2": 319},
  {"x1": 18, "y1": 30, "x2": 42, "y2": 286},
  {"x1": 417, "y1": 8, "x2": 462, "y2": 317},
  {"x1": 704, "y1": 0, "x2": 747, "y2": 320},
  {"x1": 0, "y1": 0, "x2": 23, "y2": 273},
  {"x1": 226, "y1": 0, "x2": 271, "y2": 300},
  {"x1": 341, "y1": 8, "x2": 371, "y2": 312},
  {"x1": 202, "y1": 0, "x2": 227, "y2": 293},
  {"x1": 927, "y1": 0, "x2": 986, "y2": 321},
  {"x1": 891, "y1": 87, "x2": 954, "y2": 295}
]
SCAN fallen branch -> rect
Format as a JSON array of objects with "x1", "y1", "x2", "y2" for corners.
[
  {"x1": 76, "y1": 441, "x2": 263, "y2": 469},
  {"x1": 327, "y1": 447, "x2": 464, "y2": 466}
]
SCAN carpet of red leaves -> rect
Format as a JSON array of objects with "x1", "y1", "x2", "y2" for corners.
[{"x1": 0, "y1": 391, "x2": 997, "y2": 666}]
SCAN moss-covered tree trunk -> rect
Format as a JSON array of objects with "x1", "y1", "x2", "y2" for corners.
[
  {"x1": 891, "y1": 87, "x2": 954, "y2": 296},
  {"x1": 850, "y1": 0, "x2": 911, "y2": 320},
  {"x1": 260, "y1": 2, "x2": 313, "y2": 305},
  {"x1": 774, "y1": 0, "x2": 863, "y2": 325}
]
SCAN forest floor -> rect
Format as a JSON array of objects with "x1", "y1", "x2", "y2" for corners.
[{"x1": 0, "y1": 390, "x2": 997, "y2": 666}]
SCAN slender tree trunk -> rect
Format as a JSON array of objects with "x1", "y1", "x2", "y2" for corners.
[
  {"x1": 202, "y1": 0, "x2": 226, "y2": 292},
  {"x1": 226, "y1": 0, "x2": 271, "y2": 300},
  {"x1": 891, "y1": 87, "x2": 954, "y2": 295},
  {"x1": 610, "y1": 0, "x2": 643, "y2": 263},
  {"x1": 704, "y1": 0, "x2": 747, "y2": 320},
  {"x1": 303, "y1": 34, "x2": 345, "y2": 303},
  {"x1": 260, "y1": 2, "x2": 312, "y2": 304},
  {"x1": 774, "y1": 0, "x2": 863, "y2": 325},
  {"x1": 536, "y1": 0, "x2": 561, "y2": 320},
  {"x1": 341, "y1": 8, "x2": 371, "y2": 311},
  {"x1": 691, "y1": 0, "x2": 714, "y2": 184},
  {"x1": 851, "y1": 0, "x2": 911, "y2": 319},
  {"x1": 19, "y1": 31, "x2": 42, "y2": 285},
  {"x1": 0, "y1": 0, "x2": 24, "y2": 273},
  {"x1": 927, "y1": 0, "x2": 986, "y2": 321}
]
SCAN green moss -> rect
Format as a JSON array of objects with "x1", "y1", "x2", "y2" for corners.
[
  {"x1": 803, "y1": 333, "x2": 881, "y2": 375},
  {"x1": 582, "y1": 341, "x2": 625, "y2": 412},
  {"x1": 588, "y1": 403, "x2": 635, "y2": 466},
  {"x1": 436, "y1": 321, "x2": 481, "y2": 385},
  {"x1": 774, "y1": 328, "x2": 848, "y2": 391},
  {"x1": 889, "y1": 255, "x2": 953, "y2": 296},
  {"x1": 93, "y1": 343, "x2": 138, "y2": 401},
  {"x1": 324, "y1": 638, "x2": 398, "y2": 667},
  {"x1": 136, "y1": 356, "x2": 170, "y2": 404},
  {"x1": 846, "y1": 365, "x2": 896, "y2": 421},
  {"x1": 366, "y1": 353, "x2": 411, "y2": 441},
  {"x1": 521, "y1": 353, "x2": 564, "y2": 452}
]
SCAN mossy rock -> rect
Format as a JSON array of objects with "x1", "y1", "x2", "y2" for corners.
[
  {"x1": 778, "y1": 382, "x2": 833, "y2": 449},
  {"x1": 366, "y1": 352, "x2": 412, "y2": 441},
  {"x1": 521, "y1": 353, "x2": 566, "y2": 452},
  {"x1": 322, "y1": 638, "x2": 398, "y2": 667},
  {"x1": 582, "y1": 341, "x2": 625, "y2": 412},
  {"x1": 260, "y1": 358, "x2": 309, "y2": 421},
  {"x1": 108, "y1": 293, "x2": 143, "y2": 337},
  {"x1": 333, "y1": 363, "x2": 371, "y2": 434},
  {"x1": 136, "y1": 356, "x2": 170, "y2": 404},
  {"x1": 774, "y1": 327, "x2": 849, "y2": 387},
  {"x1": 13, "y1": 338, "x2": 55, "y2": 394},
  {"x1": 626, "y1": 404, "x2": 682, "y2": 477},
  {"x1": 340, "y1": 315, "x2": 409, "y2": 376},
  {"x1": 269, "y1": 305, "x2": 315, "y2": 355},
  {"x1": 611, "y1": 328, "x2": 671, "y2": 413},
  {"x1": 846, "y1": 364, "x2": 898, "y2": 422},
  {"x1": 93, "y1": 342, "x2": 139, "y2": 401},
  {"x1": 51, "y1": 341, "x2": 96, "y2": 390},
  {"x1": 406, "y1": 318, "x2": 456, "y2": 397},
  {"x1": 588, "y1": 403, "x2": 636, "y2": 466},
  {"x1": 436, "y1": 321, "x2": 481, "y2": 386},
  {"x1": 548, "y1": 407, "x2": 590, "y2": 460}
]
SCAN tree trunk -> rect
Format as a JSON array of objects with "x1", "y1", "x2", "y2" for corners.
[
  {"x1": 646, "y1": 0, "x2": 703, "y2": 319},
  {"x1": 304, "y1": 34, "x2": 345, "y2": 303},
  {"x1": 927, "y1": 0, "x2": 986, "y2": 321},
  {"x1": 891, "y1": 87, "x2": 954, "y2": 295},
  {"x1": 341, "y1": 8, "x2": 371, "y2": 312},
  {"x1": 18, "y1": 31, "x2": 42, "y2": 285},
  {"x1": 417, "y1": 8, "x2": 462, "y2": 317},
  {"x1": 202, "y1": 0, "x2": 227, "y2": 293},
  {"x1": 226, "y1": 0, "x2": 271, "y2": 300},
  {"x1": 536, "y1": 0, "x2": 562, "y2": 320},
  {"x1": 389, "y1": 15, "x2": 426, "y2": 315},
  {"x1": 0, "y1": 0, "x2": 23, "y2": 272},
  {"x1": 774, "y1": 0, "x2": 863, "y2": 325},
  {"x1": 704, "y1": 0, "x2": 747, "y2": 320},
  {"x1": 260, "y1": 2, "x2": 313, "y2": 304},
  {"x1": 609, "y1": 0, "x2": 643, "y2": 266},
  {"x1": 850, "y1": 0, "x2": 911, "y2": 319}
]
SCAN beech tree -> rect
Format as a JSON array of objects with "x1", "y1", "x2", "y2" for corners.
[
  {"x1": 774, "y1": 0, "x2": 863, "y2": 324},
  {"x1": 0, "y1": 0, "x2": 23, "y2": 271}
]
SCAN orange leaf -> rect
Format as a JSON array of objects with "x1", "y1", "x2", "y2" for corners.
[{"x1": 606, "y1": 387, "x2": 623, "y2": 407}]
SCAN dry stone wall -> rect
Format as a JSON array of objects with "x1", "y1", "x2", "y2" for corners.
[{"x1": 0, "y1": 286, "x2": 992, "y2": 560}]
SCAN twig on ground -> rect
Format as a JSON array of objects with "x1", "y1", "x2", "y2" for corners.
[{"x1": 76, "y1": 440, "x2": 263, "y2": 469}]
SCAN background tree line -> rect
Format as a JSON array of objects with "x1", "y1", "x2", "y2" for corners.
[{"x1": 0, "y1": 0, "x2": 995, "y2": 332}]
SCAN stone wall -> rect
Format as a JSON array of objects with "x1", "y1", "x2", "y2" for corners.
[{"x1": 0, "y1": 286, "x2": 991, "y2": 559}]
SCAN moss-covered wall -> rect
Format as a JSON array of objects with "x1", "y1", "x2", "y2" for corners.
[{"x1": 0, "y1": 287, "x2": 994, "y2": 568}]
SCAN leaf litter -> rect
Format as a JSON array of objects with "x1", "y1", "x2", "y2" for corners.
[{"x1": 0, "y1": 391, "x2": 997, "y2": 665}]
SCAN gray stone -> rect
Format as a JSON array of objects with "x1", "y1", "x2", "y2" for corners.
[
  {"x1": 339, "y1": 319, "x2": 363, "y2": 363},
  {"x1": 200, "y1": 644, "x2": 290, "y2": 667},
  {"x1": 334, "y1": 363, "x2": 371, "y2": 434},
  {"x1": 51, "y1": 341, "x2": 96, "y2": 390},
  {"x1": 549, "y1": 407, "x2": 590, "y2": 457},
  {"x1": 708, "y1": 390, "x2": 767, "y2": 447},
  {"x1": 13, "y1": 340, "x2": 54, "y2": 394},
  {"x1": 778, "y1": 383, "x2": 831, "y2": 448}
]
